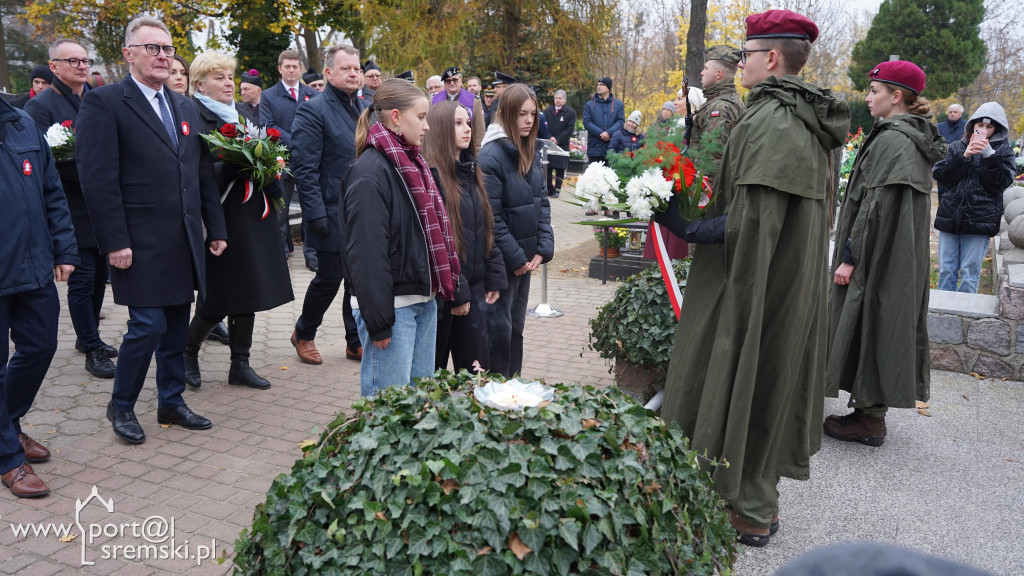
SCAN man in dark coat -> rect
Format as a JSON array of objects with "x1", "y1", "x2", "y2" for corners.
[
  {"x1": 290, "y1": 44, "x2": 366, "y2": 365},
  {"x1": 361, "y1": 60, "x2": 381, "y2": 102},
  {"x1": 235, "y1": 69, "x2": 262, "y2": 125},
  {"x1": 25, "y1": 39, "x2": 116, "y2": 381},
  {"x1": 937, "y1": 103, "x2": 965, "y2": 143},
  {"x1": 582, "y1": 76, "x2": 625, "y2": 163},
  {"x1": 542, "y1": 89, "x2": 576, "y2": 197},
  {"x1": 0, "y1": 95, "x2": 78, "y2": 498},
  {"x1": 76, "y1": 17, "x2": 228, "y2": 445},
  {"x1": 10, "y1": 65, "x2": 53, "y2": 109},
  {"x1": 259, "y1": 49, "x2": 319, "y2": 269}
]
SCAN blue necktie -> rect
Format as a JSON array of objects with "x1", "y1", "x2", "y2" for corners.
[{"x1": 155, "y1": 92, "x2": 178, "y2": 147}]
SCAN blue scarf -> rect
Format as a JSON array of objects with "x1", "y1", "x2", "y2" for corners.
[{"x1": 194, "y1": 93, "x2": 239, "y2": 125}]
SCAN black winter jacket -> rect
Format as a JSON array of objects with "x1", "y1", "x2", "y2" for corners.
[
  {"x1": 343, "y1": 146, "x2": 432, "y2": 341},
  {"x1": 431, "y1": 156, "x2": 507, "y2": 308},
  {"x1": 478, "y1": 135, "x2": 554, "y2": 271},
  {"x1": 933, "y1": 139, "x2": 1015, "y2": 236}
]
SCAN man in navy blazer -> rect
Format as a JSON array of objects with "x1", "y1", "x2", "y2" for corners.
[
  {"x1": 289, "y1": 44, "x2": 366, "y2": 365},
  {"x1": 260, "y1": 50, "x2": 319, "y2": 269},
  {"x1": 76, "y1": 17, "x2": 227, "y2": 444}
]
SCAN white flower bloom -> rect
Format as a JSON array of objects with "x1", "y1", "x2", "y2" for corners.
[
  {"x1": 44, "y1": 124, "x2": 70, "y2": 148},
  {"x1": 575, "y1": 162, "x2": 620, "y2": 205}
]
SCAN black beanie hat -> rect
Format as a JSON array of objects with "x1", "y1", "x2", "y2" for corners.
[
  {"x1": 31, "y1": 65, "x2": 54, "y2": 84},
  {"x1": 598, "y1": 76, "x2": 613, "y2": 91}
]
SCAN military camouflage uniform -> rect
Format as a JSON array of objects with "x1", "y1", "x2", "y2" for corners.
[{"x1": 691, "y1": 80, "x2": 744, "y2": 165}]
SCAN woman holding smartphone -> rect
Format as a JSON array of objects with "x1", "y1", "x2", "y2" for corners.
[
  {"x1": 933, "y1": 101, "x2": 1016, "y2": 293},
  {"x1": 825, "y1": 61, "x2": 948, "y2": 447}
]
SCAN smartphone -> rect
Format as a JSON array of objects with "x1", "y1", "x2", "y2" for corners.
[{"x1": 971, "y1": 128, "x2": 987, "y2": 142}]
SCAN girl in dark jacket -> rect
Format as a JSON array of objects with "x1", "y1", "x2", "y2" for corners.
[
  {"x1": 183, "y1": 52, "x2": 293, "y2": 391},
  {"x1": 344, "y1": 79, "x2": 461, "y2": 396},
  {"x1": 933, "y1": 101, "x2": 1016, "y2": 293},
  {"x1": 422, "y1": 101, "x2": 506, "y2": 372},
  {"x1": 478, "y1": 84, "x2": 554, "y2": 378}
]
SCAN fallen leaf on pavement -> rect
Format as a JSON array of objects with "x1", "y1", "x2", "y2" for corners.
[
  {"x1": 915, "y1": 401, "x2": 931, "y2": 417},
  {"x1": 298, "y1": 439, "x2": 317, "y2": 449},
  {"x1": 1005, "y1": 457, "x2": 1018, "y2": 463},
  {"x1": 58, "y1": 533, "x2": 78, "y2": 543}
]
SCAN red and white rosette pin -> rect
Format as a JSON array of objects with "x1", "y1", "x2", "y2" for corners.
[
  {"x1": 22, "y1": 160, "x2": 32, "y2": 176},
  {"x1": 180, "y1": 121, "x2": 190, "y2": 136}
]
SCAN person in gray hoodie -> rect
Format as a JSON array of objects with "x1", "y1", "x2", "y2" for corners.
[{"x1": 933, "y1": 101, "x2": 1016, "y2": 293}]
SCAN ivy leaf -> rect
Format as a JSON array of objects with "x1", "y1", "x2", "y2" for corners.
[{"x1": 558, "y1": 518, "x2": 580, "y2": 551}]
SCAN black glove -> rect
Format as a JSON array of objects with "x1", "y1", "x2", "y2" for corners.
[
  {"x1": 681, "y1": 215, "x2": 726, "y2": 245},
  {"x1": 652, "y1": 194, "x2": 689, "y2": 237},
  {"x1": 308, "y1": 217, "x2": 330, "y2": 239}
]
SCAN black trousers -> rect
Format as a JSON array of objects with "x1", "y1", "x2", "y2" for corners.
[
  {"x1": 547, "y1": 167, "x2": 565, "y2": 195},
  {"x1": 435, "y1": 284, "x2": 490, "y2": 372},
  {"x1": 294, "y1": 250, "x2": 359, "y2": 349}
]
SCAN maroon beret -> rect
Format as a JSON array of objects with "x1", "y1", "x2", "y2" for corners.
[
  {"x1": 745, "y1": 9, "x2": 819, "y2": 43},
  {"x1": 869, "y1": 60, "x2": 926, "y2": 95}
]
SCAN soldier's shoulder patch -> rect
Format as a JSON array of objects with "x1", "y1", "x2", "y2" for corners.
[{"x1": 710, "y1": 111, "x2": 720, "y2": 117}]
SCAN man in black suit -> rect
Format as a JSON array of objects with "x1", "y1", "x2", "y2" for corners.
[
  {"x1": 25, "y1": 39, "x2": 117, "y2": 380},
  {"x1": 542, "y1": 90, "x2": 576, "y2": 197},
  {"x1": 260, "y1": 50, "x2": 319, "y2": 270},
  {"x1": 289, "y1": 44, "x2": 366, "y2": 365},
  {"x1": 76, "y1": 16, "x2": 228, "y2": 444}
]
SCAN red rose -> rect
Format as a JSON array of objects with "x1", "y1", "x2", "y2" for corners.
[
  {"x1": 220, "y1": 123, "x2": 238, "y2": 138},
  {"x1": 266, "y1": 128, "x2": 281, "y2": 142},
  {"x1": 61, "y1": 120, "x2": 73, "y2": 128}
]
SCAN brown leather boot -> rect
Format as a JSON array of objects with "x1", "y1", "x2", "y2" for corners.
[
  {"x1": 18, "y1": 433, "x2": 50, "y2": 463},
  {"x1": 1, "y1": 463, "x2": 50, "y2": 498},
  {"x1": 290, "y1": 330, "x2": 323, "y2": 365},
  {"x1": 824, "y1": 409, "x2": 886, "y2": 446},
  {"x1": 726, "y1": 507, "x2": 770, "y2": 547}
]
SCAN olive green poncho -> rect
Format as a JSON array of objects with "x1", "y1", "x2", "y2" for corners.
[
  {"x1": 827, "y1": 113, "x2": 947, "y2": 409},
  {"x1": 660, "y1": 76, "x2": 850, "y2": 500}
]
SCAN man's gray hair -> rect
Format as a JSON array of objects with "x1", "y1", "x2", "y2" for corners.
[
  {"x1": 124, "y1": 16, "x2": 170, "y2": 47},
  {"x1": 948, "y1": 104, "x2": 963, "y2": 114},
  {"x1": 554, "y1": 89, "x2": 566, "y2": 98},
  {"x1": 427, "y1": 75, "x2": 442, "y2": 86},
  {"x1": 49, "y1": 39, "x2": 83, "y2": 59},
  {"x1": 324, "y1": 44, "x2": 359, "y2": 68}
]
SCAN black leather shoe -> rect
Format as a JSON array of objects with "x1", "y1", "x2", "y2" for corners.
[
  {"x1": 85, "y1": 349, "x2": 115, "y2": 379},
  {"x1": 206, "y1": 322, "x2": 229, "y2": 344},
  {"x1": 184, "y1": 351, "x2": 202, "y2": 388},
  {"x1": 76, "y1": 339, "x2": 118, "y2": 358},
  {"x1": 106, "y1": 402, "x2": 145, "y2": 444},
  {"x1": 228, "y1": 361, "x2": 271, "y2": 389},
  {"x1": 156, "y1": 405, "x2": 212, "y2": 430},
  {"x1": 305, "y1": 256, "x2": 318, "y2": 272}
]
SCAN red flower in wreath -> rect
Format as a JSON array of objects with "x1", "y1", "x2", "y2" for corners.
[
  {"x1": 219, "y1": 123, "x2": 238, "y2": 138},
  {"x1": 266, "y1": 128, "x2": 281, "y2": 142},
  {"x1": 60, "y1": 120, "x2": 73, "y2": 128}
]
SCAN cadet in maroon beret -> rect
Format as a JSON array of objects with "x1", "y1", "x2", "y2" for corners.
[
  {"x1": 868, "y1": 60, "x2": 926, "y2": 95},
  {"x1": 654, "y1": 7, "x2": 851, "y2": 549}
]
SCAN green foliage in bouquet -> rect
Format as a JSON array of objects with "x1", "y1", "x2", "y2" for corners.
[
  {"x1": 589, "y1": 260, "x2": 689, "y2": 376},
  {"x1": 605, "y1": 123, "x2": 723, "y2": 190},
  {"x1": 233, "y1": 370, "x2": 735, "y2": 575}
]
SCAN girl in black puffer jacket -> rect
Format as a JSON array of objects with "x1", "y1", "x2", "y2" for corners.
[
  {"x1": 478, "y1": 84, "x2": 555, "y2": 378},
  {"x1": 423, "y1": 101, "x2": 507, "y2": 372},
  {"x1": 933, "y1": 101, "x2": 1016, "y2": 293}
]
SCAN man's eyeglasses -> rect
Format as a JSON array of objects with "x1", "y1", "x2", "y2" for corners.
[
  {"x1": 740, "y1": 49, "x2": 771, "y2": 63},
  {"x1": 443, "y1": 77, "x2": 461, "y2": 84},
  {"x1": 52, "y1": 58, "x2": 95, "y2": 68},
  {"x1": 127, "y1": 44, "x2": 176, "y2": 57}
]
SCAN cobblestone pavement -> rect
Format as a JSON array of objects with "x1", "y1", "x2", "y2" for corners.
[{"x1": 1, "y1": 196, "x2": 1021, "y2": 575}]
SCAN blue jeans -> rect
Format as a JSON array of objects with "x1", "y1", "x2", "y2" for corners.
[
  {"x1": 938, "y1": 232, "x2": 990, "y2": 293},
  {"x1": 0, "y1": 284, "x2": 59, "y2": 474},
  {"x1": 352, "y1": 299, "x2": 437, "y2": 397}
]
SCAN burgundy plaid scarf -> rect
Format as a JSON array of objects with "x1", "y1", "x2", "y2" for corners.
[{"x1": 367, "y1": 122, "x2": 460, "y2": 300}]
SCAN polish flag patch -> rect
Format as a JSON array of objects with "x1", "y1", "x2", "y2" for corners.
[
  {"x1": 710, "y1": 111, "x2": 720, "y2": 117},
  {"x1": 181, "y1": 121, "x2": 190, "y2": 136},
  {"x1": 22, "y1": 160, "x2": 32, "y2": 175}
]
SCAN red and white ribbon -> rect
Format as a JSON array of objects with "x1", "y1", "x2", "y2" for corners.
[
  {"x1": 650, "y1": 221, "x2": 683, "y2": 320},
  {"x1": 241, "y1": 179, "x2": 254, "y2": 203},
  {"x1": 260, "y1": 192, "x2": 270, "y2": 220}
]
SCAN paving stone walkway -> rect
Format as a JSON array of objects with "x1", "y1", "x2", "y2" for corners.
[{"x1": 0, "y1": 196, "x2": 1020, "y2": 575}]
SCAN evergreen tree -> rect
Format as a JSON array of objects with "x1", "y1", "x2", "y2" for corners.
[{"x1": 849, "y1": 0, "x2": 986, "y2": 98}]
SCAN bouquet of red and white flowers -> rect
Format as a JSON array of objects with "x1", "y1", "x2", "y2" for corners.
[
  {"x1": 44, "y1": 121, "x2": 75, "y2": 162},
  {"x1": 201, "y1": 118, "x2": 289, "y2": 218}
]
